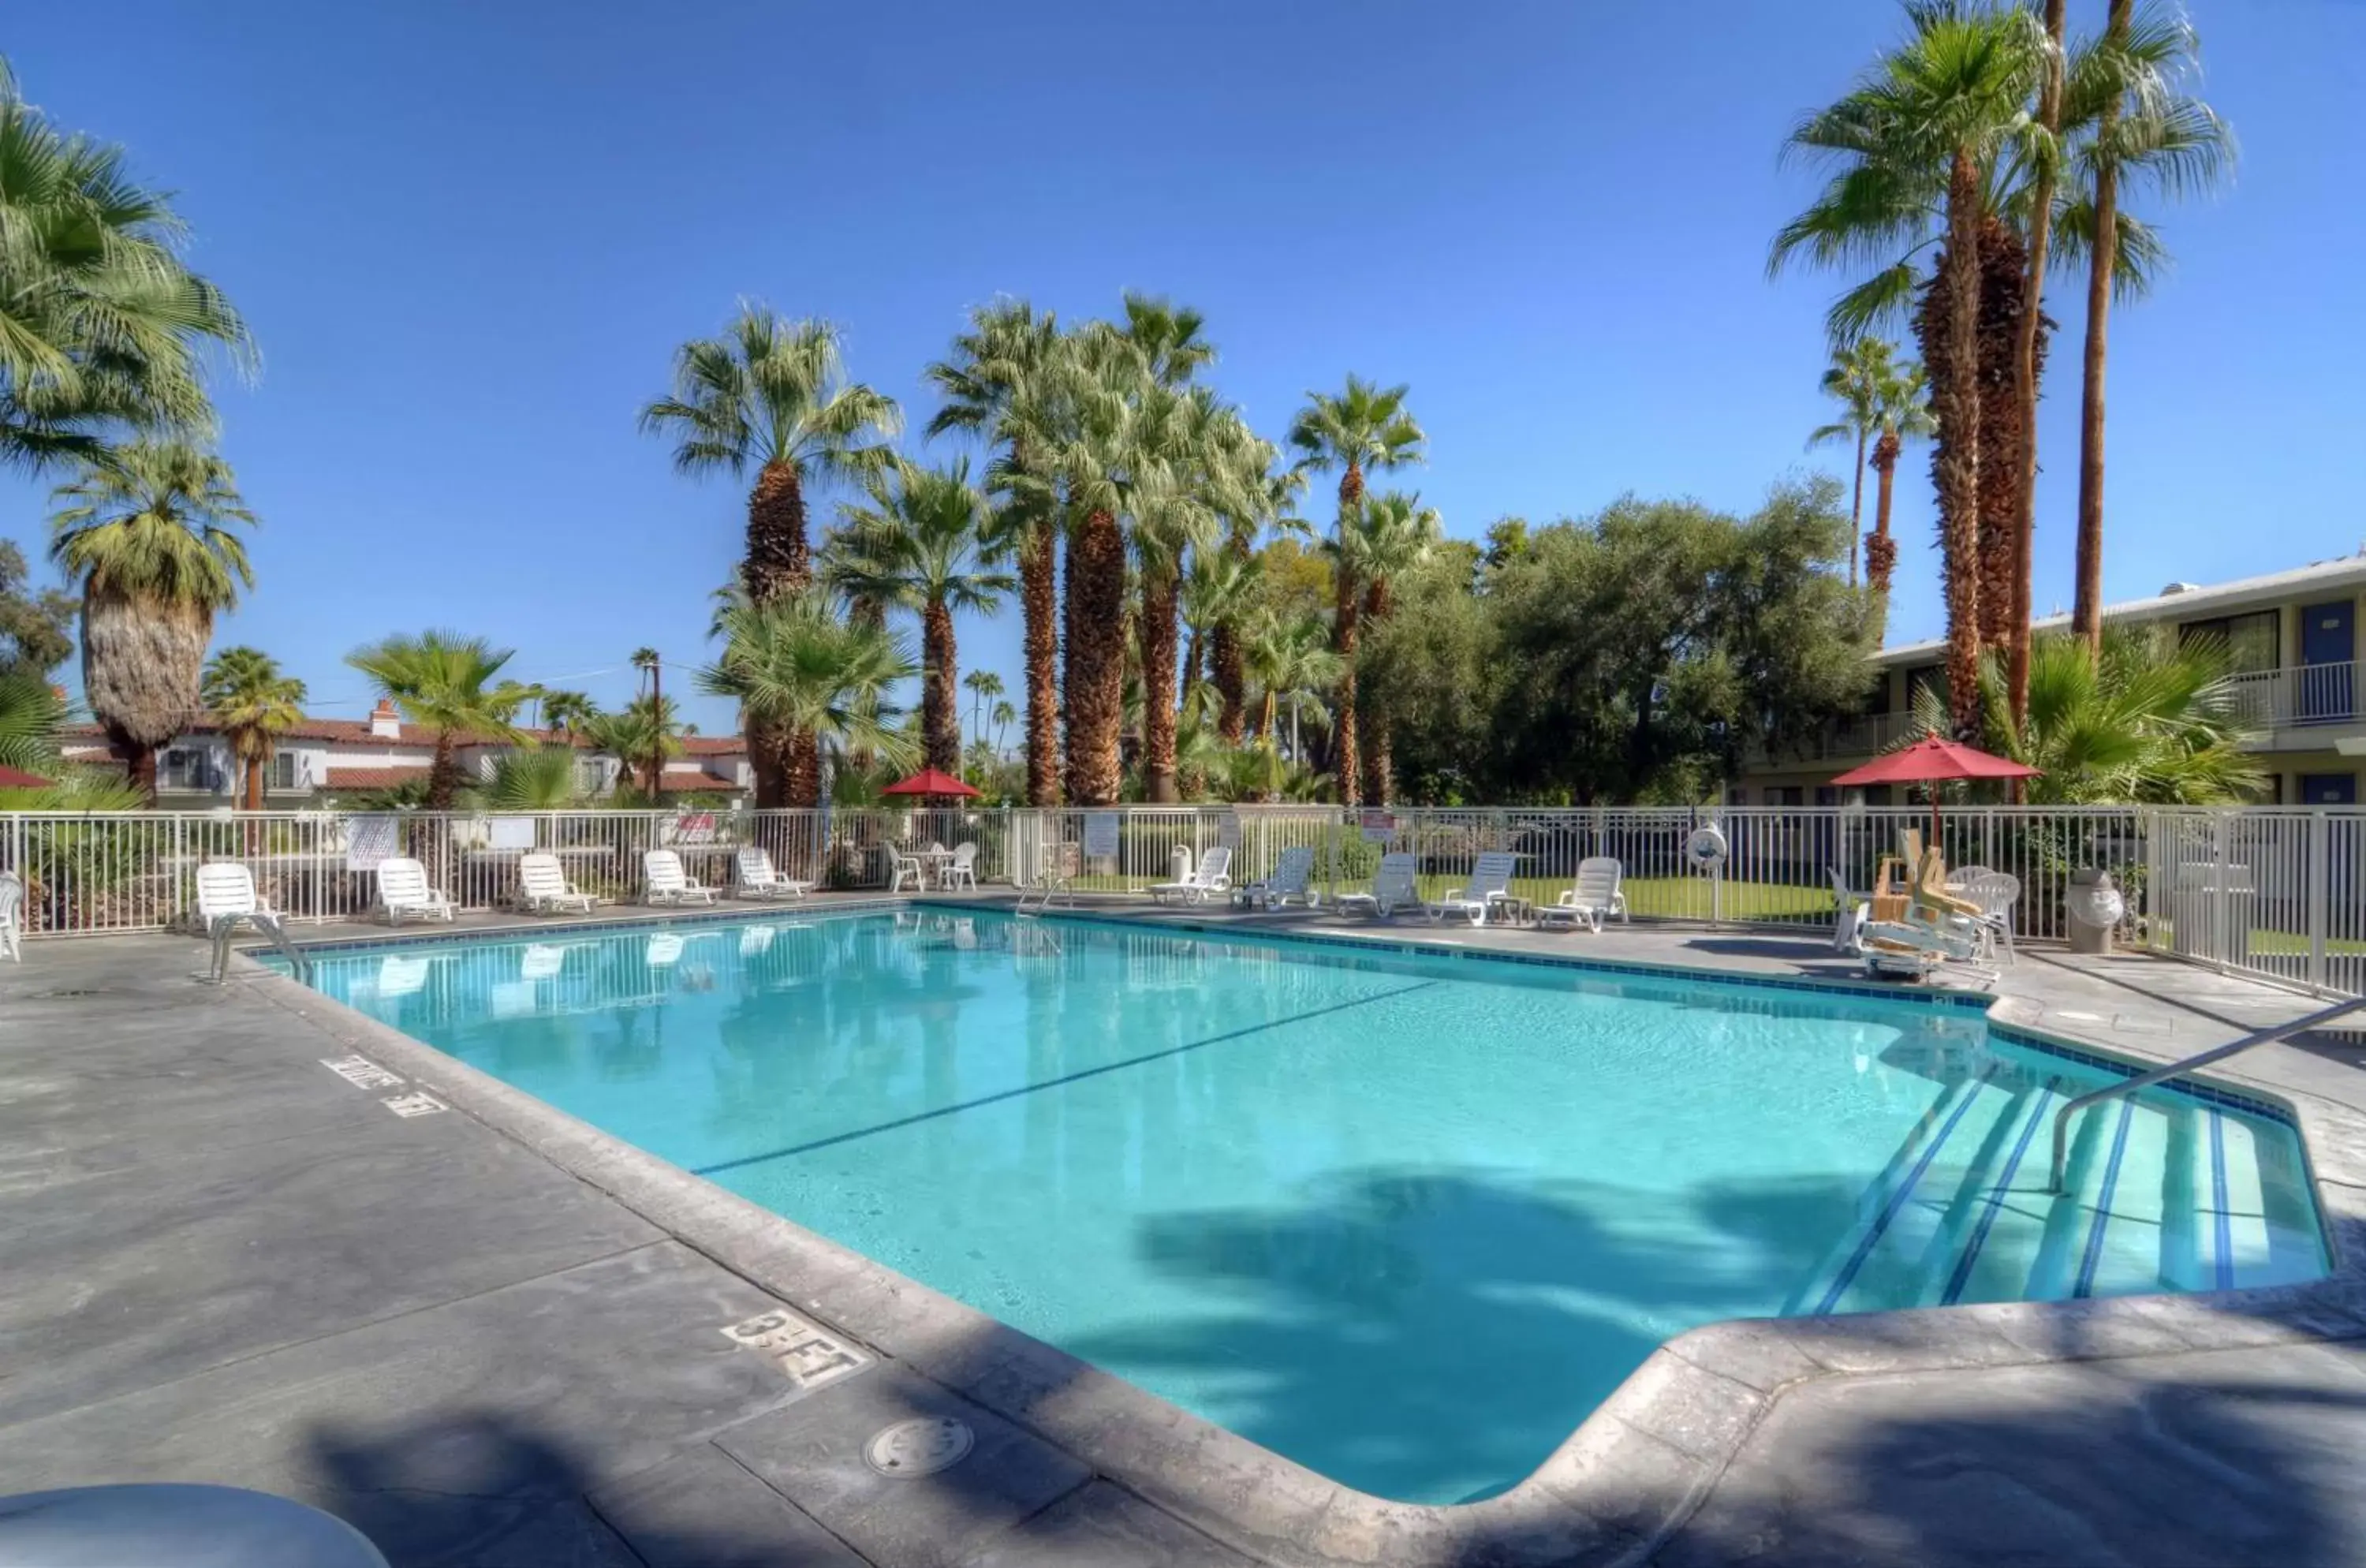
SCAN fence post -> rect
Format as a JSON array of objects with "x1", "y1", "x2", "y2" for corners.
[{"x1": 2309, "y1": 808, "x2": 2330, "y2": 993}]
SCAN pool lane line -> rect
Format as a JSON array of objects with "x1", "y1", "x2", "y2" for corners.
[
  {"x1": 689, "y1": 978, "x2": 1446, "y2": 1178},
  {"x1": 1814, "y1": 1064, "x2": 1998, "y2": 1316},
  {"x1": 1939, "y1": 1075, "x2": 2070, "y2": 1306},
  {"x1": 2072, "y1": 1099, "x2": 2137, "y2": 1299}
]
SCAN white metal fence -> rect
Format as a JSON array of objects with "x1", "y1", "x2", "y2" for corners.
[{"x1": 3, "y1": 801, "x2": 2360, "y2": 998}]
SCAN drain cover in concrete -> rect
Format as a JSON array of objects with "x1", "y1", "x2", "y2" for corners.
[{"x1": 864, "y1": 1417, "x2": 973, "y2": 1477}]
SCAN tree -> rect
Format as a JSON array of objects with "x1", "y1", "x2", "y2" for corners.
[
  {"x1": 478, "y1": 745, "x2": 584, "y2": 811},
  {"x1": 926, "y1": 300, "x2": 1066, "y2": 805},
  {"x1": 1864, "y1": 359, "x2": 1937, "y2": 644},
  {"x1": 1774, "y1": 0, "x2": 2051, "y2": 738},
  {"x1": 1212, "y1": 466, "x2": 1305, "y2": 744},
  {"x1": 989, "y1": 697, "x2": 1016, "y2": 756},
  {"x1": 540, "y1": 689, "x2": 598, "y2": 736},
  {"x1": 585, "y1": 693, "x2": 681, "y2": 797},
  {"x1": 962, "y1": 670, "x2": 1005, "y2": 752},
  {"x1": 830, "y1": 457, "x2": 1012, "y2": 776},
  {"x1": 0, "y1": 539, "x2": 76, "y2": 677},
  {"x1": 1182, "y1": 548, "x2": 1254, "y2": 734},
  {"x1": 640, "y1": 306, "x2": 899, "y2": 805},
  {"x1": 1336, "y1": 490, "x2": 1441, "y2": 804},
  {"x1": 699, "y1": 591, "x2": 917, "y2": 796},
  {"x1": 1355, "y1": 553, "x2": 1502, "y2": 804},
  {"x1": 1288, "y1": 377, "x2": 1424, "y2": 803},
  {"x1": 1242, "y1": 610, "x2": 1343, "y2": 782},
  {"x1": 1807, "y1": 338, "x2": 1905, "y2": 587},
  {"x1": 2006, "y1": 0, "x2": 2069, "y2": 719},
  {"x1": 48, "y1": 441, "x2": 256, "y2": 799},
  {"x1": 2066, "y1": 2, "x2": 2234, "y2": 660},
  {"x1": 200, "y1": 646, "x2": 305, "y2": 810},
  {"x1": 344, "y1": 631, "x2": 522, "y2": 810},
  {"x1": 0, "y1": 59, "x2": 252, "y2": 472}
]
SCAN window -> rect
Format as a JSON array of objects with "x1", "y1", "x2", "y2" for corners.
[
  {"x1": 1815, "y1": 786, "x2": 1839, "y2": 807},
  {"x1": 161, "y1": 748, "x2": 206, "y2": 790},
  {"x1": 1864, "y1": 784, "x2": 1894, "y2": 807},
  {"x1": 269, "y1": 752, "x2": 303, "y2": 790},
  {"x1": 1767, "y1": 786, "x2": 1805, "y2": 807},
  {"x1": 2179, "y1": 609, "x2": 2278, "y2": 674}
]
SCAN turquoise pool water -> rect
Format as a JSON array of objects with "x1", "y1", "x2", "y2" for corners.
[{"x1": 288, "y1": 909, "x2": 2328, "y2": 1503}]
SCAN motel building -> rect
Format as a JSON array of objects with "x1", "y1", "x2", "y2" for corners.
[{"x1": 1736, "y1": 553, "x2": 2366, "y2": 808}]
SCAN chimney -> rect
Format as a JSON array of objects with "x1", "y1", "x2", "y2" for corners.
[{"x1": 369, "y1": 698, "x2": 402, "y2": 739}]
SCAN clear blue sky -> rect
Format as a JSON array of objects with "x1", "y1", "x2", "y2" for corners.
[{"x1": 8, "y1": 0, "x2": 2361, "y2": 734}]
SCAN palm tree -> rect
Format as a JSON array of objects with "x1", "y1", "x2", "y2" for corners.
[
  {"x1": 2066, "y1": 2, "x2": 2234, "y2": 660},
  {"x1": 640, "y1": 306, "x2": 899, "y2": 804},
  {"x1": 345, "y1": 631, "x2": 522, "y2": 810},
  {"x1": 926, "y1": 300, "x2": 1066, "y2": 805},
  {"x1": 1244, "y1": 610, "x2": 1345, "y2": 785},
  {"x1": 1807, "y1": 338, "x2": 1905, "y2": 587},
  {"x1": 1132, "y1": 388, "x2": 1249, "y2": 802},
  {"x1": 1288, "y1": 377, "x2": 1424, "y2": 803},
  {"x1": 478, "y1": 745, "x2": 584, "y2": 811},
  {"x1": 1338, "y1": 490, "x2": 1442, "y2": 805},
  {"x1": 586, "y1": 693, "x2": 681, "y2": 796},
  {"x1": 541, "y1": 689, "x2": 598, "y2": 736},
  {"x1": 989, "y1": 697, "x2": 1016, "y2": 756},
  {"x1": 0, "y1": 59, "x2": 252, "y2": 472},
  {"x1": 1181, "y1": 548, "x2": 1254, "y2": 733},
  {"x1": 200, "y1": 646, "x2": 305, "y2": 810},
  {"x1": 1864, "y1": 360, "x2": 1938, "y2": 644},
  {"x1": 48, "y1": 441, "x2": 256, "y2": 799},
  {"x1": 1212, "y1": 465, "x2": 1305, "y2": 745},
  {"x1": 830, "y1": 457, "x2": 1013, "y2": 776},
  {"x1": 699, "y1": 591, "x2": 918, "y2": 797},
  {"x1": 962, "y1": 669, "x2": 1004, "y2": 751},
  {"x1": 1774, "y1": 0, "x2": 2051, "y2": 739}
]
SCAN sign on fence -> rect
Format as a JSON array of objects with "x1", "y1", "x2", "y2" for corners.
[
  {"x1": 487, "y1": 816, "x2": 538, "y2": 852},
  {"x1": 1082, "y1": 812, "x2": 1121, "y2": 859},
  {"x1": 344, "y1": 814, "x2": 398, "y2": 872},
  {"x1": 1360, "y1": 809, "x2": 1397, "y2": 844}
]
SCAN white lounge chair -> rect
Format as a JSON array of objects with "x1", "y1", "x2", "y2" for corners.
[
  {"x1": 516, "y1": 853, "x2": 595, "y2": 915},
  {"x1": 1243, "y1": 844, "x2": 1317, "y2": 910},
  {"x1": 195, "y1": 862, "x2": 298, "y2": 983},
  {"x1": 1150, "y1": 845, "x2": 1232, "y2": 906},
  {"x1": 375, "y1": 857, "x2": 456, "y2": 925},
  {"x1": 1427, "y1": 851, "x2": 1519, "y2": 927},
  {"x1": 0, "y1": 870, "x2": 22, "y2": 961},
  {"x1": 1335, "y1": 852, "x2": 1421, "y2": 920},
  {"x1": 1862, "y1": 853, "x2": 1993, "y2": 980},
  {"x1": 939, "y1": 842, "x2": 980, "y2": 891},
  {"x1": 643, "y1": 849, "x2": 716, "y2": 905},
  {"x1": 1538, "y1": 857, "x2": 1624, "y2": 934},
  {"x1": 735, "y1": 847, "x2": 814, "y2": 902}
]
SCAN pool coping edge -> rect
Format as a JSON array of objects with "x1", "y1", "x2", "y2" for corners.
[{"x1": 231, "y1": 927, "x2": 2366, "y2": 1568}]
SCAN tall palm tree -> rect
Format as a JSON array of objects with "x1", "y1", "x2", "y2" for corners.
[
  {"x1": 962, "y1": 669, "x2": 1004, "y2": 750},
  {"x1": 1244, "y1": 610, "x2": 1345, "y2": 780},
  {"x1": 640, "y1": 306, "x2": 899, "y2": 804},
  {"x1": 200, "y1": 646, "x2": 305, "y2": 810},
  {"x1": 586, "y1": 693, "x2": 681, "y2": 796},
  {"x1": 1211, "y1": 465, "x2": 1305, "y2": 745},
  {"x1": 1808, "y1": 338, "x2": 1904, "y2": 587},
  {"x1": 345, "y1": 631, "x2": 522, "y2": 810},
  {"x1": 1288, "y1": 377, "x2": 1424, "y2": 803},
  {"x1": 1133, "y1": 387, "x2": 1253, "y2": 802},
  {"x1": 926, "y1": 300, "x2": 1066, "y2": 805},
  {"x1": 2006, "y1": 0, "x2": 2069, "y2": 720},
  {"x1": 1864, "y1": 360, "x2": 1938, "y2": 645},
  {"x1": 48, "y1": 441, "x2": 256, "y2": 799},
  {"x1": 1338, "y1": 490, "x2": 1442, "y2": 805},
  {"x1": 1774, "y1": 0, "x2": 2051, "y2": 739},
  {"x1": 831, "y1": 457, "x2": 1013, "y2": 776},
  {"x1": 0, "y1": 59, "x2": 252, "y2": 472},
  {"x1": 1181, "y1": 548, "x2": 1254, "y2": 732},
  {"x1": 2066, "y1": 2, "x2": 2233, "y2": 660},
  {"x1": 699, "y1": 591, "x2": 917, "y2": 796},
  {"x1": 988, "y1": 696, "x2": 1016, "y2": 756},
  {"x1": 540, "y1": 689, "x2": 598, "y2": 736}
]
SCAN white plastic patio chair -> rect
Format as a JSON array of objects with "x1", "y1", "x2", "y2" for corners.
[
  {"x1": 643, "y1": 849, "x2": 716, "y2": 905},
  {"x1": 1427, "y1": 851, "x2": 1519, "y2": 927},
  {"x1": 1827, "y1": 864, "x2": 1868, "y2": 955},
  {"x1": 1954, "y1": 869, "x2": 2022, "y2": 965},
  {"x1": 887, "y1": 847, "x2": 926, "y2": 894},
  {"x1": 938, "y1": 842, "x2": 980, "y2": 891},
  {"x1": 735, "y1": 847, "x2": 814, "y2": 902},
  {"x1": 1150, "y1": 845, "x2": 1232, "y2": 905},
  {"x1": 1334, "y1": 852, "x2": 1422, "y2": 920},
  {"x1": 0, "y1": 870, "x2": 22, "y2": 961},
  {"x1": 1243, "y1": 845, "x2": 1316, "y2": 910},
  {"x1": 195, "y1": 862, "x2": 298, "y2": 983},
  {"x1": 375, "y1": 857, "x2": 455, "y2": 925},
  {"x1": 516, "y1": 853, "x2": 595, "y2": 915},
  {"x1": 1538, "y1": 857, "x2": 1625, "y2": 935}
]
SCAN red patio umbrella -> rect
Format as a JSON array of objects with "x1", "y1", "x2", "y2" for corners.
[
  {"x1": 1830, "y1": 732, "x2": 2039, "y2": 846},
  {"x1": 0, "y1": 765, "x2": 53, "y2": 789},
  {"x1": 879, "y1": 767, "x2": 981, "y2": 801}
]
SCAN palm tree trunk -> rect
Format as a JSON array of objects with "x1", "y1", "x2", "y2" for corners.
[
  {"x1": 743, "y1": 457, "x2": 812, "y2": 806},
  {"x1": 1868, "y1": 433, "x2": 1901, "y2": 647},
  {"x1": 2073, "y1": 0, "x2": 2130, "y2": 663},
  {"x1": 1064, "y1": 509, "x2": 1127, "y2": 805},
  {"x1": 1022, "y1": 525, "x2": 1060, "y2": 806},
  {"x1": 1331, "y1": 464, "x2": 1364, "y2": 807},
  {"x1": 1975, "y1": 218, "x2": 2030, "y2": 659},
  {"x1": 1140, "y1": 570, "x2": 1182, "y2": 803},
  {"x1": 1935, "y1": 151, "x2": 1986, "y2": 739},
  {"x1": 1213, "y1": 622, "x2": 1245, "y2": 745},
  {"x1": 245, "y1": 752, "x2": 263, "y2": 812},
  {"x1": 1848, "y1": 427, "x2": 1866, "y2": 588},
  {"x1": 1358, "y1": 577, "x2": 1394, "y2": 805},
  {"x1": 427, "y1": 729, "x2": 459, "y2": 812},
  {"x1": 922, "y1": 597, "x2": 960, "y2": 775},
  {"x1": 2010, "y1": 0, "x2": 2068, "y2": 722}
]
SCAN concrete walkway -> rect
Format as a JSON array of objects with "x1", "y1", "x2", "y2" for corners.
[{"x1": 6, "y1": 918, "x2": 2366, "y2": 1566}]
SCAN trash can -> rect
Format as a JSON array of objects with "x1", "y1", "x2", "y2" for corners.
[
  {"x1": 1170, "y1": 845, "x2": 1193, "y2": 885},
  {"x1": 2066, "y1": 868, "x2": 2125, "y2": 956}
]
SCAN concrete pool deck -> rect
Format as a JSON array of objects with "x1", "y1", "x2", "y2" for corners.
[{"x1": 6, "y1": 899, "x2": 2366, "y2": 1566}]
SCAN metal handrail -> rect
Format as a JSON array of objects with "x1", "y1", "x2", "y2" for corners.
[{"x1": 2048, "y1": 994, "x2": 2366, "y2": 1192}]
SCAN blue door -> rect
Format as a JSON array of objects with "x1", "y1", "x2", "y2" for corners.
[
  {"x1": 2300, "y1": 772, "x2": 2357, "y2": 805},
  {"x1": 2300, "y1": 600, "x2": 2355, "y2": 723}
]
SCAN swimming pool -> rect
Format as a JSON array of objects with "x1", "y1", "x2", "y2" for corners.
[{"x1": 285, "y1": 908, "x2": 2329, "y2": 1503}]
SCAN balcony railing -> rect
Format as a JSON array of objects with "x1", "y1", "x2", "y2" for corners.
[{"x1": 2225, "y1": 661, "x2": 2360, "y2": 731}]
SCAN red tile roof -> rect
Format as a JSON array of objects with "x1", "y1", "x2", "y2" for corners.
[
  {"x1": 58, "y1": 719, "x2": 751, "y2": 758},
  {"x1": 323, "y1": 765, "x2": 434, "y2": 790}
]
